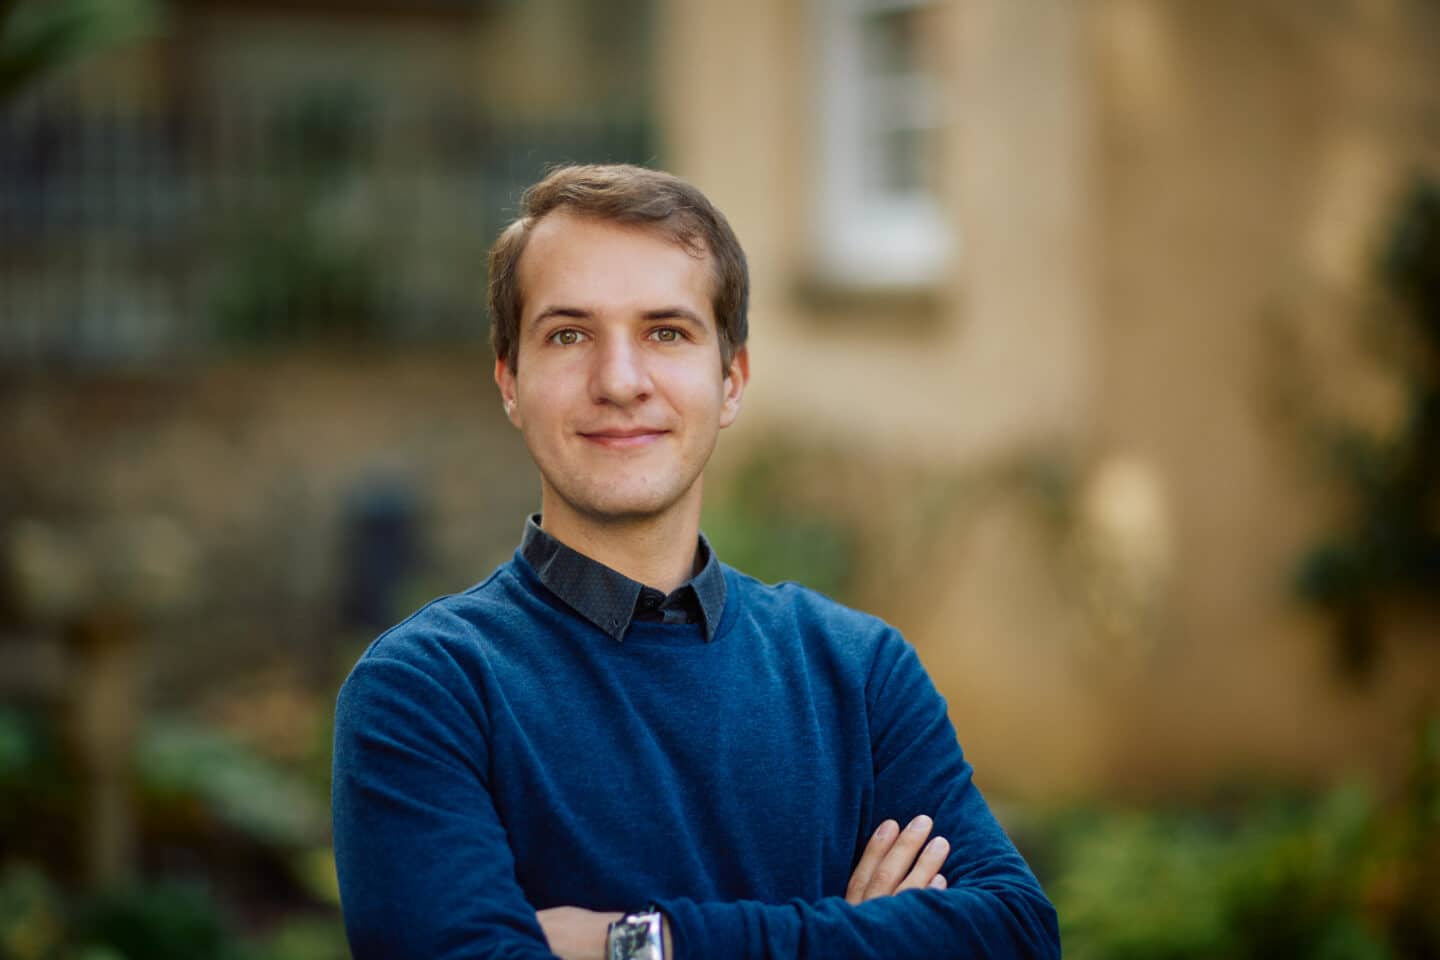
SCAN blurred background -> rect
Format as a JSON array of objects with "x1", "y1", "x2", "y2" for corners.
[{"x1": 2, "y1": 0, "x2": 1439, "y2": 957}]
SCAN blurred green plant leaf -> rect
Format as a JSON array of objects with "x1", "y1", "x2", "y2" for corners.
[
  {"x1": 244, "y1": 914, "x2": 349, "y2": 960},
  {"x1": 0, "y1": 863, "x2": 65, "y2": 960},
  {"x1": 291, "y1": 847, "x2": 341, "y2": 907},
  {"x1": 1045, "y1": 777, "x2": 1438, "y2": 960},
  {"x1": 77, "y1": 881, "x2": 235, "y2": 960},
  {"x1": 1293, "y1": 176, "x2": 1440, "y2": 676},
  {"x1": 0, "y1": 0, "x2": 165, "y2": 102},
  {"x1": 137, "y1": 721, "x2": 327, "y2": 851},
  {"x1": 0, "y1": 707, "x2": 38, "y2": 782},
  {"x1": 702, "y1": 448, "x2": 857, "y2": 600}
]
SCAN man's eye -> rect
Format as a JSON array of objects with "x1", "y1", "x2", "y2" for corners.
[
  {"x1": 550, "y1": 329, "x2": 583, "y2": 345},
  {"x1": 651, "y1": 327, "x2": 682, "y2": 343}
]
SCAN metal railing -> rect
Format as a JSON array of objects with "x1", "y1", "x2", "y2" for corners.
[{"x1": 0, "y1": 83, "x2": 654, "y2": 366}]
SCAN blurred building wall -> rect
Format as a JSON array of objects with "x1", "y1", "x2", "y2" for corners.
[
  {"x1": 6, "y1": 0, "x2": 1440, "y2": 806},
  {"x1": 0, "y1": 1, "x2": 653, "y2": 701},
  {"x1": 659, "y1": 0, "x2": 1440, "y2": 798},
  {"x1": 0, "y1": 0, "x2": 654, "y2": 364}
]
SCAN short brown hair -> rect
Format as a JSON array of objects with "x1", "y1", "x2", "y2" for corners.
[{"x1": 487, "y1": 163, "x2": 749, "y2": 371}]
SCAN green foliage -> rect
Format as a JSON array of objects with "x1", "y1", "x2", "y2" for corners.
[
  {"x1": 208, "y1": 85, "x2": 384, "y2": 347},
  {"x1": 0, "y1": 709, "x2": 325, "y2": 872},
  {"x1": 702, "y1": 450, "x2": 856, "y2": 600},
  {"x1": 0, "y1": 708, "x2": 77, "y2": 870},
  {"x1": 136, "y1": 720, "x2": 328, "y2": 851},
  {"x1": 0, "y1": 865, "x2": 247, "y2": 960},
  {"x1": 1295, "y1": 177, "x2": 1440, "y2": 675},
  {"x1": 76, "y1": 882, "x2": 233, "y2": 960},
  {"x1": 241, "y1": 915, "x2": 349, "y2": 960},
  {"x1": 0, "y1": 863, "x2": 66, "y2": 960},
  {"x1": 210, "y1": 220, "x2": 383, "y2": 346},
  {"x1": 0, "y1": 709, "x2": 38, "y2": 783},
  {"x1": 0, "y1": 0, "x2": 164, "y2": 103},
  {"x1": 0, "y1": 868, "x2": 350, "y2": 960},
  {"x1": 289, "y1": 849, "x2": 341, "y2": 909},
  {"x1": 267, "y1": 87, "x2": 374, "y2": 181},
  {"x1": 0, "y1": 706, "x2": 343, "y2": 960},
  {"x1": 1383, "y1": 179, "x2": 1440, "y2": 332},
  {"x1": 1053, "y1": 791, "x2": 1381, "y2": 960},
  {"x1": 1047, "y1": 721, "x2": 1440, "y2": 960}
]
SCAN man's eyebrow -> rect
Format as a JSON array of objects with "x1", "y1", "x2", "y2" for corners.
[
  {"x1": 532, "y1": 306, "x2": 591, "y2": 324},
  {"x1": 530, "y1": 305, "x2": 705, "y2": 326},
  {"x1": 643, "y1": 307, "x2": 703, "y2": 323}
]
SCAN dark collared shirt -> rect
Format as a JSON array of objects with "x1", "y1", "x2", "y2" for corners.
[{"x1": 519, "y1": 514, "x2": 727, "y2": 642}]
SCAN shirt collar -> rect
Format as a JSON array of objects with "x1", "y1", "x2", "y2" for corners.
[{"x1": 519, "y1": 514, "x2": 726, "y2": 642}]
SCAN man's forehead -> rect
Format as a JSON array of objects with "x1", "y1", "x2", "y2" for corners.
[
  {"x1": 523, "y1": 208, "x2": 708, "y2": 258},
  {"x1": 517, "y1": 211, "x2": 715, "y2": 317}
]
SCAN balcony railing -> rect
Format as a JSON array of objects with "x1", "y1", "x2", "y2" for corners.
[{"x1": 0, "y1": 84, "x2": 653, "y2": 366}]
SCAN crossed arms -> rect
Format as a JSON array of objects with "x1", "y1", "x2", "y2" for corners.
[
  {"x1": 331, "y1": 630, "x2": 1059, "y2": 959},
  {"x1": 538, "y1": 813, "x2": 954, "y2": 959}
]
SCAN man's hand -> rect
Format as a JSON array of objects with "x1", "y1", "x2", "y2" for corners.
[
  {"x1": 537, "y1": 906, "x2": 674, "y2": 960},
  {"x1": 537, "y1": 906, "x2": 621, "y2": 960},
  {"x1": 536, "y1": 817, "x2": 947, "y2": 957},
  {"x1": 845, "y1": 815, "x2": 950, "y2": 905}
]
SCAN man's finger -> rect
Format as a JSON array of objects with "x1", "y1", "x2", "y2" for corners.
[
  {"x1": 863, "y1": 814, "x2": 934, "y2": 900},
  {"x1": 845, "y1": 819, "x2": 899, "y2": 904},
  {"x1": 897, "y1": 834, "x2": 950, "y2": 893}
]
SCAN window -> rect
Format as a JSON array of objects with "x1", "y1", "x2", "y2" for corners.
[{"x1": 813, "y1": 0, "x2": 952, "y2": 289}]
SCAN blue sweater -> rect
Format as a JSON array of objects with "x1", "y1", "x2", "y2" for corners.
[{"x1": 332, "y1": 551, "x2": 1059, "y2": 959}]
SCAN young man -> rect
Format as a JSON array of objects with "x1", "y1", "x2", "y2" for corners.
[{"x1": 332, "y1": 164, "x2": 1059, "y2": 960}]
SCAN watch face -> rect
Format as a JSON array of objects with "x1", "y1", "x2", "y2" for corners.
[
  {"x1": 608, "y1": 911, "x2": 664, "y2": 960},
  {"x1": 610, "y1": 925, "x2": 649, "y2": 960}
]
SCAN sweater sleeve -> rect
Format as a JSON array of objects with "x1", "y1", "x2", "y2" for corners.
[
  {"x1": 651, "y1": 634, "x2": 1060, "y2": 960},
  {"x1": 332, "y1": 655, "x2": 561, "y2": 960}
]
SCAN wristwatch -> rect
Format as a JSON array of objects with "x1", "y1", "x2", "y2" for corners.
[{"x1": 606, "y1": 904, "x2": 666, "y2": 960}]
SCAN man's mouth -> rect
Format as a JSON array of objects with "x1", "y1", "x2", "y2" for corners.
[{"x1": 579, "y1": 427, "x2": 668, "y2": 449}]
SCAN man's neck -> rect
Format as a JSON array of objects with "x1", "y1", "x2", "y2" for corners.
[{"x1": 538, "y1": 493, "x2": 703, "y2": 594}]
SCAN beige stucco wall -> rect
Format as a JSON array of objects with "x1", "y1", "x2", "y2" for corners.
[
  {"x1": 659, "y1": 0, "x2": 1440, "y2": 798},
  {"x1": 1085, "y1": 0, "x2": 1440, "y2": 793},
  {"x1": 658, "y1": 0, "x2": 1097, "y2": 467}
]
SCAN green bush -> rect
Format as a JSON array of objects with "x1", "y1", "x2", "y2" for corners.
[
  {"x1": 702, "y1": 449, "x2": 857, "y2": 600},
  {"x1": 1045, "y1": 763, "x2": 1439, "y2": 960},
  {"x1": 0, "y1": 863, "x2": 66, "y2": 960},
  {"x1": 0, "y1": 865, "x2": 246, "y2": 960},
  {"x1": 0, "y1": 863, "x2": 351, "y2": 960},
  {"x1": 0, "y1": 707, "x2": 342, "y2": 959},
  {"x1": 243, "y1": 915, "x2": 349, "y2": 960},
  {"x1": 137, "y1": 720, "x2": 328, "y2": 851},
  {"x1": 1294, "y1": 177, "x2": 1440, "y2": 675},
  {"x1": 76, "y1": 882, "x2": 234, "y2": 960}
]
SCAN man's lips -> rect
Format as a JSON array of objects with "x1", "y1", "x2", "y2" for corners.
[{"x1": 578, "y1": 427, "x2": 669, "y2": 449}]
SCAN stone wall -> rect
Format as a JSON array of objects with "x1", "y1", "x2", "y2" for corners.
[{"x1": 1, "y1": 349, "x2": 536, "y2": 703}]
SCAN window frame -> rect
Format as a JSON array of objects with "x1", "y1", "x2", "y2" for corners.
[{"x1": 810, "y1": 0, "x2": 954, "y2": 290}]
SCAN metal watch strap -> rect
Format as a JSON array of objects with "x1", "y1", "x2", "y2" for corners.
[{"x1": 606, "y1": 905, "x2": 665, "y2": 960}]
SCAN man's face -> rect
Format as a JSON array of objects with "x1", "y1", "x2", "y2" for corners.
[{"x1": 494, "y1": 211, "x2": 748, "y2": 530}]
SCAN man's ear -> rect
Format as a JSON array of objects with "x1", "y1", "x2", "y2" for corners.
[
  {"x1": 719, "y1": 345, "x2": 749, "y2": 429},
  {"x1": 494, "y1": 356, "x2": 521, "y2": 427}
]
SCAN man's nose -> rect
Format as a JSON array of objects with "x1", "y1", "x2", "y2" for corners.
[{"x1": 590, "y1": 336, "x2": 652, "y2": 405}]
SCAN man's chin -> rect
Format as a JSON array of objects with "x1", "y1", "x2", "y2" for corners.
[
  {"x1": 549, "y1": 486, "x2": 696, "y2": 528},
  {"x1": 575, "y1": 498, "x2": 676, "y2": 525}
]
